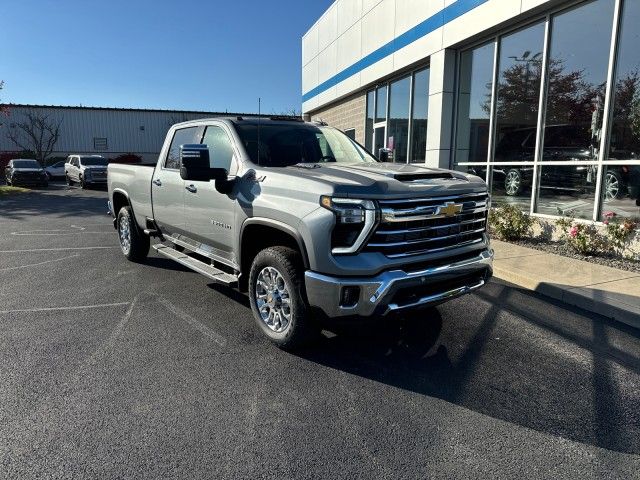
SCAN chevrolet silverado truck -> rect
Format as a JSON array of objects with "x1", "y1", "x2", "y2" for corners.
[{"x1": 108, "y1": 117, "x2": 493, "y2": 349}]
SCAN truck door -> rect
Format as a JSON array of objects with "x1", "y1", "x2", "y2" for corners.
[
  {"x1": 183, "y1": 123, "x2": 237, "y2": 266},
  {"x1": 152, "y1": 126, "x2": 203, "y2": 237}
]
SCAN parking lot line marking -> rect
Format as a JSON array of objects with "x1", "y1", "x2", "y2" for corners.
[
  {"x1": 0, "y1": 302, "x2": 129, "y2": 315},
  {"x1": 0, "y1": 246, "x2": 118, "y2": 253},
  {"x1": 157, "y1": 296, "x2": 227, "y2": 347},
  {"x1": 0, "y1": 254, "x2": 80, "y2": 272}
]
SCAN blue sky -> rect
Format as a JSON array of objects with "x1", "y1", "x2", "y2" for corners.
[{"x1": 0, "y1": 0, "x2": 333, "y2": 113}]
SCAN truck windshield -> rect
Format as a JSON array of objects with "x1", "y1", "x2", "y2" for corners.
[{"x1": 235, "y1": 123, "x2": 377, "y2": 167}]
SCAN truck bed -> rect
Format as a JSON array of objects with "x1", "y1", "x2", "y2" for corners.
[{"x1": 108, "y1": 163, "x2": 155, "y2": 226}]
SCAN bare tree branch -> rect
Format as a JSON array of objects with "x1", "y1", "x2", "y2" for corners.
[{"x1": 7, "y1": 112, "x2": 62, "y2": 163}]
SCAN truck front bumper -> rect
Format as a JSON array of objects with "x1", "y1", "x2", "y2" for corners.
[{"x1": 304, "y1": 249, "x2": 493, "y2": 318}]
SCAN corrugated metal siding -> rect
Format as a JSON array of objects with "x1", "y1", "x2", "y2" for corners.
[{"x1": 0, "y1": 106, "x2": 237, "y2": 158}]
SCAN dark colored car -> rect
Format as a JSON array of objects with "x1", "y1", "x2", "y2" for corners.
[
  {"x1": 4, "y1": 159, "x2": 49, "y2": 187},
  {"x1": 486, "y1": 124, "x2": 639, "y2": 201}
]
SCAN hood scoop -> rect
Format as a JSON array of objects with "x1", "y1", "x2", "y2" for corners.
[{"x1": 394, "y1": 172, "x2": 460, "y2": 182}]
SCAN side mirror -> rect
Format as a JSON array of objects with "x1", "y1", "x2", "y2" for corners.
[
  {"x1": 378, "y1": 148, "x2": 392, "y2": 162},
  {"x1": 179, "y1": 144, "x2": 228, "y2": 182}
]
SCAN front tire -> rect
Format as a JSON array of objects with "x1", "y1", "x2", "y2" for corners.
[
  {"x1": 6, "y1": 177, "x2": 11, "y2": 186},
  {"x1": 117, "y1": 206, "x2": 150, "y2": 262},
  {"x1": 80, "y1": 175, "x2": 87, "y2": 189},
  {"x1": 248, "y1": 246, "x2": 318, "y2": 350},
  {"x1": 66, "y1": 175, "x2": 73, "y2": 186}
]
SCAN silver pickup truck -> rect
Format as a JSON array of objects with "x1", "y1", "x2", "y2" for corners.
[{"x1": 108, "y1": 117, "x2": 493, "y2": 349}]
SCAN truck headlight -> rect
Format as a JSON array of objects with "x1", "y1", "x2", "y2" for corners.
[{"x1": 320, "y1": 196, "x2": 378, "y2": 255}]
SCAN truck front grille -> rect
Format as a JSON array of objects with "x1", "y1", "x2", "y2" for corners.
[{"x1": 365, "y1": 192, "x2": 489, "y2": 258}]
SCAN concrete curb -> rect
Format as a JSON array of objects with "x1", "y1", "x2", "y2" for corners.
[{"x1": 491, "y1": 241, "x2": 640, "y2": 330}]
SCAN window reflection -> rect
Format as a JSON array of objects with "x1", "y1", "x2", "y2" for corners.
[
  {"x1": 456, "y1": 42, "x2": 495, "y2": 164},
  {"x1": 375, "y1": 86, "x2": 387, "y2": 124},
  {"x1": 536, "y1": 165, "x2": 598, "y2": 219},
  {"x1": 601, "y1": 165, "x2": 640, "y2": 217},
  {"x1": 366, "y1": 90, "x2": 374, "y2": 151},
  {"x1": 493, "y1": 22, "x2": 545, "y2": 163},
  {"x1": 411, "y1": 68, "x2": 429, "y2": 163},
  {"x1": 388, "y1": 76, "x2": 411, "y2": 162},
  {"x1": 490, "y1": 165, "x2": 533, "y2": 211},
  {"x1": 542, "y1": 0, "x2": 615, "y2": 162}
]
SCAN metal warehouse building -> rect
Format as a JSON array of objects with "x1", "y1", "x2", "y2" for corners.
[
  {"x1": 302, "y1": 0, "x2": 640, "y2": 221},
  {"x1": 0, "y1": 104, "x2": 256, "y2": 164}
]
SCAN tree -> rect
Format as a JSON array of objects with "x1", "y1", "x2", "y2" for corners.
[
  {"x1": 7, "y1": 112, "x2": 62, "y2": 164},
  {"x1": 0, "y1": 81, "x2": 8, "y2": 115}
]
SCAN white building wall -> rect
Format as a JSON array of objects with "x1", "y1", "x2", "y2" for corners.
[{"x1": 302, "y1": 0, "x2": 560, "y2": 113}]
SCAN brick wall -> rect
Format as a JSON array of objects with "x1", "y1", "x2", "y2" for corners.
[{"x1": 309, "y1": 93, "x2": 366, "y2": 145}]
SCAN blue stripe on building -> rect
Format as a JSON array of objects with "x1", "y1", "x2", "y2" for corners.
[{"x1": 302, "y1": 0, "x2": 488, "y2": 103}]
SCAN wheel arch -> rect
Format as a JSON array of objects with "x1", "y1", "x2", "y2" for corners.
[{"x1": 239, "y1": 219, "x2": 310, "y2": 291}]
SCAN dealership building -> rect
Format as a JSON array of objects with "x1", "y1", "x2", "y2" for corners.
[{"x1": 302, "y1": 0, "x2": 640, "y2": 221}]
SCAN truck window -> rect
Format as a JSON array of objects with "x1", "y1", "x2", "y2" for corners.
[
  {"x1": 202, "y1": 126, "x2": 234, "y2": 171},
  {"x1": 164, "y1": 127, "x2": 201, "y2": 170}
]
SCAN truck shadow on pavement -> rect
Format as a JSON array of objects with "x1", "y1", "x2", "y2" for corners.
[{"x1": 299, "y1": 280, "x2": 640, "y2": 455}]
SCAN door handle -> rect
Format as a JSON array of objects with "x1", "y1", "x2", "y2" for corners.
[
  {"x1": 185, "y1": 184, "x2": 197, "y2": 193},
  {"x1": 153, "y1": 179, "x2": 162, "y2": 186}
]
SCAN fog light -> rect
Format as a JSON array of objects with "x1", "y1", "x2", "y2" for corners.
[{"x1": 340, "y1": 286, "x2": 360, "y2": 308}]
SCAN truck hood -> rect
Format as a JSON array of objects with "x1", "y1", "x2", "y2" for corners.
[{"x1": 276, "y1": 162, "x2": 486, "y2": 198}]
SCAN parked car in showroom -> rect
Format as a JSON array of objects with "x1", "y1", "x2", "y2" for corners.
[
  {"x1": 65, "y1": 155, "x2": 108, "y2": 188},
  {"x1": 487, "y1": 124, "x2": 639, "y2": 200},
  {"x1": 4, "y1": 159, "x2": 48, "y2": 187},
  {"x1": 44, "y1": 160, "x2": 66, "y2": 180}
]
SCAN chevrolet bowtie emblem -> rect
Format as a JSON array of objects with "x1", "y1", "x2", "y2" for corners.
[{"x1": 437, "y1": 202, "x2": 463, "y2": 217}]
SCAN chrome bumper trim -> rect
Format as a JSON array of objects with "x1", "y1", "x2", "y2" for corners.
[{"x1": 304, "y1": 249, "x2": 493, "y2": 318}]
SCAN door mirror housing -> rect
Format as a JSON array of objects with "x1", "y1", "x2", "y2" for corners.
[
  {"x1": 378, "y1": 148, "x2": 392, "y2": 162},
  {"x1": 179, "y1": 144, "x2": 228, "y2": 181}
]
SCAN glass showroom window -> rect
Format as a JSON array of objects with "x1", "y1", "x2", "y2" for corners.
[
  {"x1": 490, "y1": 21, "x2": 546, "y2": 212},
  {"x1": 535, "y1": 0, "x2": 615, "y2": 220},
  {"x1": 365, "y1": 90, "x2": 375, "y2": 152},
  {"x1": 388, "y1": 76, "x2": 411, "y2": 163},
  {"x1": 365, "y1": 66, "x2": 430, "y2": 163},
  {"x1": 601, "y1": 0, "x2": 640, "y2": 218},
  {"x1": 455, "y1": 42, "x2": 495, "y2": 166},
  {"x1": 410, "y1": 68, "x2": 430, "y2": 163}
]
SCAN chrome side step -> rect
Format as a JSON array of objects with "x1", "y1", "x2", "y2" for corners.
[{"x1": 152, "y1": 244, "x2": 238, "y2": 287}]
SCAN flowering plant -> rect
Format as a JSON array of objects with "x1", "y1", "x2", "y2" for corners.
[
  {"x1": 565, "y1": 222, "x2": 606, "y2": 255},
  {"x1": 604, "y1": 214, "x2": 638, "y2": 251}
]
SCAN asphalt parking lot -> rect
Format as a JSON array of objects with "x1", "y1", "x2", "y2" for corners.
[{"x1": 0, "y1": 183, "x2": 639, "y2": 478}]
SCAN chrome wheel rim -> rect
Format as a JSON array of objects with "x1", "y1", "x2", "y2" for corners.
[
  {"x1": 118, "y1": 215, "x2": 131, "y2": 254},
  {"x1": 505, "y1": 171, "x2": 520, "y2": 196},
  {"x1": 255, "y1": 267, "x2": 292, "y2": 333},
  {"x1": 605, "y1": 173, "x2": 619, "y2": 201}
]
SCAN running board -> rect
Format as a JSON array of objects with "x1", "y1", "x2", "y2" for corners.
[{"x1": 152, "y1": 244, "x2": 238, "y2": 286}]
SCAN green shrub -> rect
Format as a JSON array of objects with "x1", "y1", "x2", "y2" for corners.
[{"x1": 489, "y1": 204, "x2": 536, "y2": 241}]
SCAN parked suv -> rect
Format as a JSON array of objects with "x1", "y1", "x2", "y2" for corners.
[
  {"x1": 65, "y1": 155, "x2": 108, "y2": 188},
  {"x1": 4, "y1": 159, "x2": 48, "y2": 187}
]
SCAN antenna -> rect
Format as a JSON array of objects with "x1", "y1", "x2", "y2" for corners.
[{"x1": 257, "y1": 97, "x2": 261, "y2": 163}]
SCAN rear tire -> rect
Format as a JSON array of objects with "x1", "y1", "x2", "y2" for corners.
[
  {"x1": 248, "y1": 246, "x2": 319, "y2": 350},
  {"x1": 80, "y1": 176, "x2": 87, "y2": 189},
  {"x1": 117, "y1": 206, "x2": 150, "y2": 262},
  {"x1": 6, "y1": 177, "x2": 11, "y2": 186}
]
